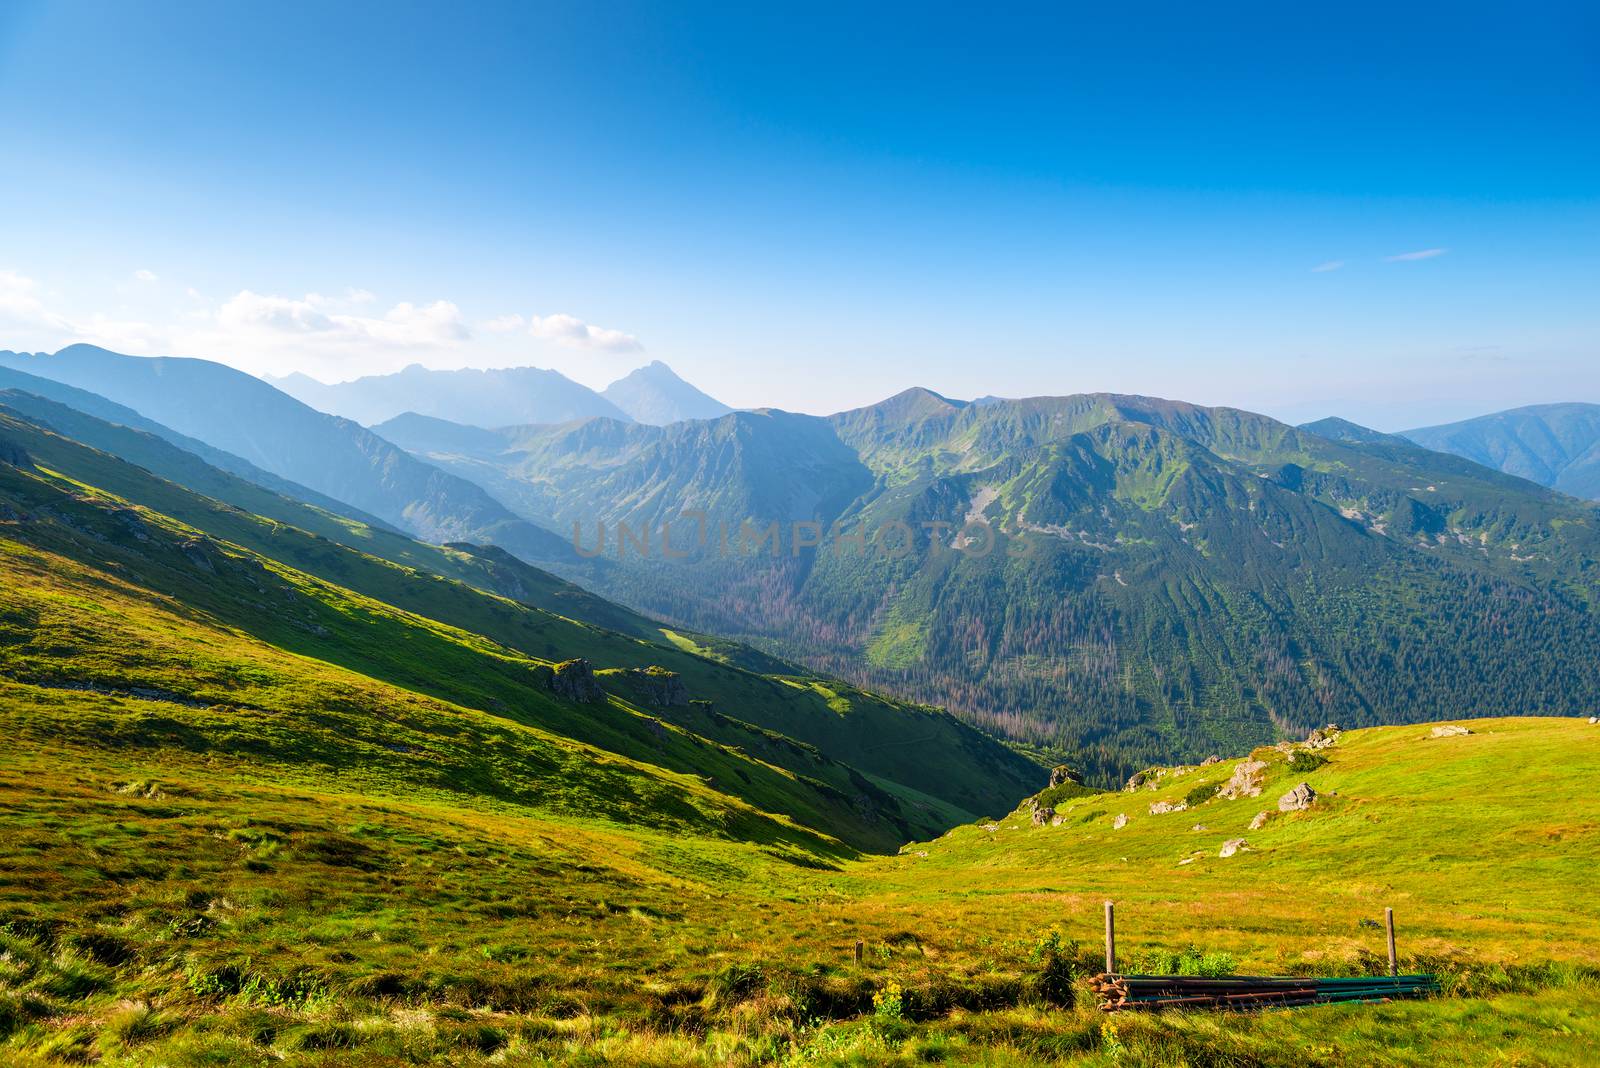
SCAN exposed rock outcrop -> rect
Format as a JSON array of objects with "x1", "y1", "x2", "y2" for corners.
[
  {"x1": 1217, "y1": 759, "x2": 1267, "y2": 800},
  {"x1": 1249, "y1": 811, "x2": 1270, "y2": 830},
  {"x1": 1219, "y1": 838, "x2": 1249, "y2": 858},
  {"x1": 1113, "y1": 813, "x2": 1129, "y2": 830},
  {"x1": 548, "y1": 658, "x2": 603, "y2": 703},
  {"x1": 1124, "y1": 768, "x2": 1161, "y2": 791},
  {"x1": 1031, "y1": 805, "x2": 1055, "y2": 827},
  {"x1": 1278, "y1": 782, "x2": 1317, "y2": 812},
  {"x1": 179, "y1": 537, "x2": 218, "y2": 575},
  {"x1": 1048, "y1": 764, "x2": 1082, "y2": 788},
  {"x1": 623, "y1": 666, "x2": 689, "y2": 707},
  {"x1": 1430, "y1": 724, "x2": 1472, "y2": 738},
  {"x1": 1149, "y1": 799, "x2": 1187, "y2": 815},
  {"x1": 1304, "y1": 725, "x2": 1342, "y2": 749},
  {"x1": 1125, "y1": 764, "x2": 1196, "y2": 791}
]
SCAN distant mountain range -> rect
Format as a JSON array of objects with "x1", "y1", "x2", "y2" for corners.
[
  {"x1": 268, "y1": 364, "x2": 633, "y2": 427},
  {"x1": 387, "y1": 389, "x2": 1600, "y2": 781},
  {"x1": 268, "y1": 359, "x2": 731, "y2": 429},
  {"x1": 1400, "y1": 403, "x2": 1600, "y2": 501},
  {"x1": 11, "y1": 341, "x2": 1600, "y2": 783},
  {"x1": 0, "y1": 345, "x2": 573, "y2": 562}
]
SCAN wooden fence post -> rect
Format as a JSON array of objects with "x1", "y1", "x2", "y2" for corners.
[
  {"x1": 1385, "y1": 907, "x2": 1397, "y2": 978},
  {"x1": 1104, "y1": 901, "x2": 1116, "y2": 974},
  {"x1": 854, "y1": 939, "x2": 864, "y2": 966}
]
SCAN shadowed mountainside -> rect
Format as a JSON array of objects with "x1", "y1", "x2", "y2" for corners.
[{"x1": 1403, "y1": 402, "x2": 1600, "y2": 500}]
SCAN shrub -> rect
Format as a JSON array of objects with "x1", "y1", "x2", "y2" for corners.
[
  {"x1": 1030, "y1": 929, "x2": 1080, "y2": 1007},
  {"x1": 1127, "y1": 946, "x2": 1237, "y2": 978},
  {"x1": 1287, "y1": 749, "x2": 1329, "y2": 773},
  {"x1": 1184, "y1": 782, "x2": 1217, "y2": 808}
]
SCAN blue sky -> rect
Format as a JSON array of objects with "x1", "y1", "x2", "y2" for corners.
[{"x1": 1, "y1": 1, "x2": 1596, "y2": 428}]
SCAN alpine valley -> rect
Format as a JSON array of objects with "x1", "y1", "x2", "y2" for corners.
[
  {"x1": 8, "y1": 346, "x2": 1600, "y2": 788},
  {"x1": 2, "y1": 344, "x2": 1598, "y2": 1067}
]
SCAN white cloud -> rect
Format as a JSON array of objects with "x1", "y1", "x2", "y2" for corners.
[
  {"x1": 214, "y1": 290, "x2": 469, "y2": 347},
  {"x1": 217, "y1": 290, "x2": 339, "y2": 334},
  {"x1": 527, "y1": 312, "x2": 641, "y2": 352},
  {"x1": 0, "y1": 269, "x2": 72, "y2": 331},
  {"x1": 483, "y1": 313, "x2": 526, "y2": 333},
  {"x1": 1311, "y1": 260, "x2": 1345, "y2": 273},
  {"x1": 132, "y1": 268, "x2": 159, "y2": 283},
  {"x1": 0, "y1": 269, "x2": 643, "y2": 380},
  {"x1": 1385, "y1": 248, "x2": 1448, "y2": 262}
]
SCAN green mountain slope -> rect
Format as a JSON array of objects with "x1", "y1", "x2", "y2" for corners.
[
  {"x1": 1403, "y1": 402, "x2": 1600, "y2": 500},
  {"x1": 0, "y1": 370, "x2": 396, "y2": 529},
  {"x1": 388, "y1": 390, "x2": 1600, "y2": 783},
  {"x1": 0, "y1": 407, "x2": 1039, "y2": 833},
  {"x1": 0, "y1": 460, "x2": 923, "y2": 856},
  {"x1": 1297, "y1": 415, "x2": 1411, "y2": 446},
  {"x1": 0, "y1": 346, "x2": 576, "y2": 562}
]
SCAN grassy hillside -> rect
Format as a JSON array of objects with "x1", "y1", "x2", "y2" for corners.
[
  {"x1": 0, "y1": 463, "x2": 895, "y2": 855},
  {"x1": 0, "y1": 407, "x2": 1040, "y2": 836},
  {"x1": 2, "y1": 700, "x2": 1594, "y2": 1065},
  {"x1": 0, "y1": 398, "x2": 1033, "y2": 815}
]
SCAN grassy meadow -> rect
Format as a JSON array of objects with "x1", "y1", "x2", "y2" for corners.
[{"x1": 2, "y1": 706, "x2": 1596, "y2": 1066}]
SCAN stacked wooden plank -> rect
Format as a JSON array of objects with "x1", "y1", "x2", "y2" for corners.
[{"x1": 1091, "y1": 973, "x2": 1440, "y2": 1012}]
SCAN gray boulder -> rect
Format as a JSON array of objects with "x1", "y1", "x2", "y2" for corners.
[
  {"x1": 1219, "y1": 838, "x2": 1249, "y2": 858},
  {"x1": 1218, "y1": 760, "x2": 1268, "y2": 800},
  {"x1": 1048, "y1": 764, "x2": 1081, "y2": 788},
  {"x1": 1249, "y1": 811, "x2": 1270, "y2": 830},
  {"x1": 1305, "y1": 725, "x2": 1342, "y2": 750},
  {"x1": 1278, "y1": 782, "x2": 1317, "y2": 812},
  {"x1": 1031, "y1": 804, "x2": 1056, "y2": 827},
  {"x1": 1430, "y1": 724, "x2": 1472, "y2": 738},
  {"x1": 1124, "y1": 767, "x2": 1164, "y2": 791},
  {"x1": 1113, "y1": 813, "x2": 1129, "y2": 830}
]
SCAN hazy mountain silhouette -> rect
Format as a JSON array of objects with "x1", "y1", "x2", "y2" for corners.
[
  {"x1": 268, "y1": 363, "x2": 632, "y2": 427},
  {"x1": 1404, "y1": 403, "x2": 1600, "y2": 500},
  {"x1": 601, "y1": 360, "x2": 732, "y2": 425}
]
